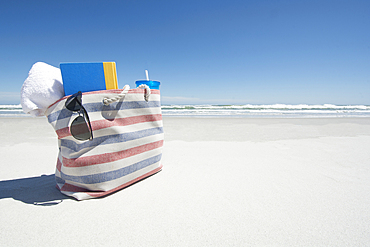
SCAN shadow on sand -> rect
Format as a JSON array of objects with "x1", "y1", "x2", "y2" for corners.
[{"x1": 0, "y1": 174, "x2": 71, "y2": 206}]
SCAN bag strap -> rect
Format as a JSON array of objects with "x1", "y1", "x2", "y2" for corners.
[
  {"x1": 138, "y1": 84, "x2": 151, "y2": 101},
  {"x1": 103, "y1": 84, "x2": 151, "y2": 105}
]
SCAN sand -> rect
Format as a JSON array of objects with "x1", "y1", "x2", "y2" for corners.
[{"x1": 0, "y1": 117, "x2": 369, "y2": 246}]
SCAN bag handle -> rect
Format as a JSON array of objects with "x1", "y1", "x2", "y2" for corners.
[{"x1": 103, "y1": 84, "x2": 151, "y2": 105}]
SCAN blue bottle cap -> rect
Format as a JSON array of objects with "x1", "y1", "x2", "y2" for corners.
[{"x1": 135, "y1": 80, "x2": 160, "y2": 90}]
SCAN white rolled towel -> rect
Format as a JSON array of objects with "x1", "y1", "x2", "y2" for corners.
[{"x1": 21, "y1": 62, "x2": 64, "y2": 117}]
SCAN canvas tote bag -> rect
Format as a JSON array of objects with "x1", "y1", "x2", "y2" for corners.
[{"x1": 45, "y1": 85, "x2": 163, "y2": 200}]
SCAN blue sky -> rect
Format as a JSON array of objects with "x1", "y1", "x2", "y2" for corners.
[{"x1": 0, "y1": 0, "x2": 369, "y2": 105}]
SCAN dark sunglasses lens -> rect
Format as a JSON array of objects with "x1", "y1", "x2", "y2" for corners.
[
  {"x1": 65, "y1": 92, "x2": 82, "y2": 112},
  {"x1": 70, "y1": 116, "x2": 91, "y2": 141}
]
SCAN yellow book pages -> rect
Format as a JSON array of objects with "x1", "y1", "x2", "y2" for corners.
[{"x1": 103, "y1": 62, "x2": 118, "y2": 90}]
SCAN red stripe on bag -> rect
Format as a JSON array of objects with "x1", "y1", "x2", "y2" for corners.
[
  {"x1": 93, "y1": 114, "x2": 162, "y2": 132},
  {"x1": 81, "y1": 88, "x2": 160, "y2": 95},
  {"x1": 86, "y1": 164, "x2": 163, "y2": 198},
  {"x1": 56, "y1": 127, "x2": 70, "y2": 139},
  {"x1": 56, "y1": 158, "x2": 62, "y2": 172},
  {"x1": 56, "y1": 114, "x2": 162, "y2": 139},
  {"x1": 60, "y1": 183, "x2": 91, "y2": 192},
  {"x1": 63, "y1": 140, "x2": 164, "y2": 167}
]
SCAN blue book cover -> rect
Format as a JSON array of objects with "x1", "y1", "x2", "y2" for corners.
[{"x1": 60, "y1": 62, "x2": 118, "y2": 96}]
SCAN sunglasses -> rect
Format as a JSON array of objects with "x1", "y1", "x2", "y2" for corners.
[{"x1": 65, "y1": 91, "x2": 93, "y2": 141}]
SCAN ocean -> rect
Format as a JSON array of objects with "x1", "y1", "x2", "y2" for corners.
[
  {"x1": 1, "y1": 104, "x2": 370, "y2": 118},
  {"x1": 0, "y1": 105, "x2": 30, "y2": 117}
]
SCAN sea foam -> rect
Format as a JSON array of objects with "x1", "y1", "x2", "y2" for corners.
[{"x1": 1, "y1": 104, "x2": 369, "y2": 118}]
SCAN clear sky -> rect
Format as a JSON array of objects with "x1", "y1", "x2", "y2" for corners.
[{"x1": 0, "y1": 0, "x2": 369, "y2": 105}]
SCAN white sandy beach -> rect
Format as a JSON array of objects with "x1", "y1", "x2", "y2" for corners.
[{"x1": 0, "y1": 117, "x2": 369, "y2": 246}]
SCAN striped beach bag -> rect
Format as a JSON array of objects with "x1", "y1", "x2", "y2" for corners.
[{"x1": 45, "y1": 85, "x2": 163, "y2": 200}]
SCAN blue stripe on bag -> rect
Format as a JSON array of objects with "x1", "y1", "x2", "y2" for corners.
[
  {"x1": 61, "y1": 127, "x2": 164, "y2": 152},
  {"x1": 48, "y1": 100, "x2": 161, "y2": 123},
  {"x1": 55, "y1": 176, "x2": 66, "y2": 187},
  {"x1": 55, "y1": 175, "x2": 65, "y2": 185},
  {"x1": 60, "y1": 154, "x2": 162, "y2": 184}
]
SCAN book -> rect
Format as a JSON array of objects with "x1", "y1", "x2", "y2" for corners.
[{"x1": 60, "y1": 62, "x2": 118, "y2": 96}]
